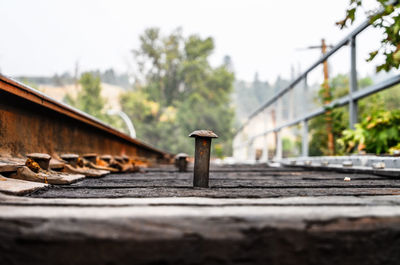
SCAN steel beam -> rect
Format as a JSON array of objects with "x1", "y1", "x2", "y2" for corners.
[
  {"x1": 301, "y1": 75, "x2": 309, "y2": 157},
  {"x1": 275, "y1": 131, "x2": 282, "y2": 160},
  {"x1": 349, "y1": 36, "x2": 358, "y2": 129},
  {"x1": 301, "y1": 120, "x2": 308, "y2": 157}
]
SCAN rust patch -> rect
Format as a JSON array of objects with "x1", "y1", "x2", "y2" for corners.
[{"x1": 25, "y1": 158, "x2": 40, "y2": 173}]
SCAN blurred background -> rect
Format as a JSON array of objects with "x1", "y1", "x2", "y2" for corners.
[{"x1": 1, "y1": 0, "x2": 398, "y2": 159}]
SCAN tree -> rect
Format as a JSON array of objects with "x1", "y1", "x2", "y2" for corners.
[
  {"x1": 73, "y1": 73, "x2": 106, "y2": 119},
  {"x1": 309, "y1": 74, "x2": 350, "y2": 156},
  {"x1": 309, "y1": 74, "x2": 372, "y2": 156},
  {"x1": 233, "y1": 74, "x2": 276, "y2": 126},
  {"x1": 338, "y1": 109, "x2": 400, "y2": 154},
  {"x1": 121, "y1": 28, "x2": 235, "y2": 155},
  {"x1": 334, "y1": 1, "x2": 400, "y2": 154},
  {"x1": 132, "y1": 27, "x2": 184, "y2": 106},
  {"x1": 337, "y1": 82, "x2": 400, "y2": 154},
  {"x1": 64, "y1": 72, "x2": 129, "y2": 133},
  {"x1": 338, "y1": 0, "x2": 400, "y2": 71}
]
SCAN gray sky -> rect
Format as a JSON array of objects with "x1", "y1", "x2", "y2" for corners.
[{"x1": 0, "y1": 0, "x2": 382, "y2": 82}]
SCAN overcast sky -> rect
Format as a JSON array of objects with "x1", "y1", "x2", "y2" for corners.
[{"x1": 0, "y1": 0, "x2": 382, "y2": 83}]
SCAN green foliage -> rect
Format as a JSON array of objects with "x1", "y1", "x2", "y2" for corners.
[
  {"x1": 120, "y1": 90, "x2": 178, "y2": 151},
  {"x1": 389, "y1": 142, "x2": 400, "y2": 154},
  {"x1": 64, "y1": 72, "x2": 106, "y2": 120},
  {"x1": 336, "y1": 80, "x2": 400, "y2": 155},
  {"x1": 309, "y1": 74, "x2": 352, "y2": 155},
  {"x1": 214, "y1": 144, "x2": 224, "y2": 159},
  {"x1": 19, "y1": 78, "x2": 39, "y2": 90},
  {"x1": 63, "y1": 72, "x2": 124, "y2": 132},
  {"x1": 122, "y1": 28, "x2": 235, "y2": 156},
  {"x1": 282, "y1": 134, "x2": 302, "y2": 158},
  {"x1": 358, "y1": 82, "x2": 400, "y2": 116},
  {"x1": 338, "y1": 0, "x2": 400, "y2": 72},
  {"x1": 76, "y1": 73, "x2": 106, "y2": 119},
  {"x1": 309, "y1": 74, "x2": 373, "y2": 156},
  {"x1": 338, "y1": 110, "x2": 400, "y2": 154}
]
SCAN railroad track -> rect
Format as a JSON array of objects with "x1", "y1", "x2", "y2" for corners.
[
  {"x1": 1, "y1": 164, "x2": 400, "y2": 265},
  {"x1": 0, "y1": 74, "x2": 173, "y2": 194},
  {"x1": 2, "y1": 74, "x2": 400, "y2": 264}
]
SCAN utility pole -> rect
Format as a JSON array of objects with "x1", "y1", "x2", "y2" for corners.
[
  {"x1": 297, "y1": 39, "x2": 334, "y2": 155},
  {"x1": 74, "y1": 60, "x2": 80, "y2": 89},
  {"x1": 321, "y1": 39, "x2": 335, "y2": 155}
]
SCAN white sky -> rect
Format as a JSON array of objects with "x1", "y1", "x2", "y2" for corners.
[{"x1": 0, "y1": 0, "x2": 382, "y2": 83}]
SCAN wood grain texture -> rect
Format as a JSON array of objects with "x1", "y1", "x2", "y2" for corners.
[{"x1": 2, "y1": 165, "x2": 400, "y2": 265}]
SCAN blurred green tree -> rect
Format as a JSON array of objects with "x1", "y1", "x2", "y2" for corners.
[
  {"x1": 338, "y1": 109, "x2": 400, "y2": 154},
  {"x1": 64, "y1": 72, "x2": 106, "y2": 120},
  {"x1": 309, "y1": 74, "x2": 373, "y2": 156},
  {"x1": 121, "y1": 28, "x2": 235, "y2": 155},
  {"x1": 337, "y1": 83, "x2": 400, "y2": 154},
  {"x1": 76, "y1": 73, "x2": 106, "y2": 119},
  {"x1": 338, "y1": 0, "x2": 400, "y2": 72},
  {"x1": 63, "y1": 72, "x2": 126, "y2": 132}
]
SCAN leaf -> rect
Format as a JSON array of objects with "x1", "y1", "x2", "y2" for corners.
[
  {"x1": 367, "y1": 50, "x2": 379, "y2": 62},
  {"x1": 347, "y1": 8, "x2": 356, "y2": 21},
  {"x1": 393, "y1": 49, "x2": 400, "y2": 63}
]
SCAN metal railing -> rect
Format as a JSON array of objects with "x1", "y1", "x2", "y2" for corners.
[{"x1": 233, "y1": 14, "x2": 400, "y2": 162}]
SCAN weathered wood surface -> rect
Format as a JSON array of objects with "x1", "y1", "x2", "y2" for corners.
[
  {"x1": 0, "y1": 157, "x2": 66, "y2": 172},
  {"x1": 0, "y1": 175, "x2": 48, "y2": 195},
  {"x1": 2, "y1": 165, "x2": 400, "y2": 265},
  {"x1": 9, "y1": 166, "x2": 85, "y2": 185},
  {"x1": 0, "y1": 157, "x2": 25, "y2": 172},
  {"x1": 29, "y1": 168, "x2": 400, "y2": 198}
]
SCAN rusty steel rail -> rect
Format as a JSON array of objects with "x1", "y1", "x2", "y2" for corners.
[{"x1": 0, "y1": 74, "x2": 172, "y2": 163}]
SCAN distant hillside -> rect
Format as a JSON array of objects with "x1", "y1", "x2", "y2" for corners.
[
  {"x1": 37, "y1": 82, "x2": 125, "y2": 111},
  {"x1": 14, "y1": 68, "x2": 132, "y2": 111},
  {"x1": 16, "y1": 68, "x2": 132, "y2": 89}
]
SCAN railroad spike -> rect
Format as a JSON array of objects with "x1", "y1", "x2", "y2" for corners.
[
  {"x1": 189, "y1": 130, "x2": 218, "y2": 188},
  {"x1": 26, "y1": 153, "x2": 51, "y2": 171},
  {"x1": 175, "y1": 153, "x2": 188, "y2": 172},
  {"x1": 100, "y1": 155, "x2": 112, "y2": 164},
  {"x1": 82, "y1": 153, "x2": 98, "y2": 164},
  {"x1": 60, "y1": 154, "x2": 79, "y2": 167}
]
